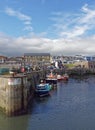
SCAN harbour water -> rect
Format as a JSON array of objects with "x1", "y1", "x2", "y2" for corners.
[{"x1": 0, "y1": 75, "x2": 95, "y2": 130}]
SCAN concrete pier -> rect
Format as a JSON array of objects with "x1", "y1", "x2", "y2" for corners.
[{"x1": 0, "y1": 71, "x2": 45, "y2": 116}]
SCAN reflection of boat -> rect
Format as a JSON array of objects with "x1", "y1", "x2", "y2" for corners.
[
  {"x1": 35, "y1": 83, "x2": 51, "y2": 97},
  {"x1": 35, "y1": 95, "x2": 51, "y2": 102},
  {"x1": 46, "y1": 71, "x2": 57, "y2": 85}
]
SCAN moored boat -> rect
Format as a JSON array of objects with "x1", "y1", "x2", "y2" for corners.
[
  {"x1": 46, "y1": 71, "x2": 57, "y2": 85},
  {"x1": 35, "y1": 82, "x2": 51, "y2": 97},
  {"x1": 57, "y1": 75, "x2": 64, "y2": 81},
  {"x1": 57, "y1": 74, "x2": 69, "y2": 81},
  {"x1": 63, "y1": 73, "x2": 69, "y2": 81}
]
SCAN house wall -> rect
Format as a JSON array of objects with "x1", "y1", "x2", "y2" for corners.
[
  {"x1": 74, "y1": 61, "x2": 95, "y2": 72},
  {"x1": 24, "y1": 53, "x2": 51, "y2": 65}
]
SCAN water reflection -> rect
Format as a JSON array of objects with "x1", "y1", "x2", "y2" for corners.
[
  {"x1": 0, "y1": 112, "x2": 30, "y2": 130},
  {"x1": 1, "y1": 76, "x2": 95, "y2": 130},
  {"x1": 28, "y1": 95, "x2": 52, "y2": 115}
]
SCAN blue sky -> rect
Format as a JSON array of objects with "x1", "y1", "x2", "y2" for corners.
[{"x1": 0, "y1": 0, "x2": 95, "y2": 56}]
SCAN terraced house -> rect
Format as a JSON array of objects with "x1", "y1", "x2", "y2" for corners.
[{"x1": 24, "y1": 53, "x2": 51, "y2": 66}]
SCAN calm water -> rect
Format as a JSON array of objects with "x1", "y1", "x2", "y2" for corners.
[{"x1": 0, "y1": 76, "x2": 95, "y2": 130}]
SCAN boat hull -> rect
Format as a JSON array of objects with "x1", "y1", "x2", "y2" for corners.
[
  {"x1": 35, "y1": 90, "x2": 49, "y2": 97},
  {"x1": 35, "y1": 83, "x2": 51, "y2": 97},
  {"x1": 57, "y1": 74, "x2": 69, "y2": 81},
  {"x1": 46, "y1": 78, "x2": 57, "y2": 85}
]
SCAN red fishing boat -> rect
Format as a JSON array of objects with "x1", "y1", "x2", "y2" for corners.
[{"x1": 57, "y1": 74, "x2": 69, "y2": 81}]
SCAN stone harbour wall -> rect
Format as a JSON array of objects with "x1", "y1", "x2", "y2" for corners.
[{"x1": 0, "y1": 70, "x2": 46, "y2": 116}]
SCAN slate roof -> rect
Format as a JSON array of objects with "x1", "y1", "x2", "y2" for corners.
[{"x1": 24, "y1": 53, "x2": 50, "y2": 56}]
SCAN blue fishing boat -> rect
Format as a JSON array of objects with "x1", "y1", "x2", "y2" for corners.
[{"x1": 35, "y1": 83, "x2": 51, "y2": 97}]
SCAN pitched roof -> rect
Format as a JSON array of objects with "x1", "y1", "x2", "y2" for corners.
[
  {"x1": 24, "y1": 53, "x2": 50, "y2": 56},
  {"x1": 0, "y1": 56, "x2": 7, "y2": 59}
]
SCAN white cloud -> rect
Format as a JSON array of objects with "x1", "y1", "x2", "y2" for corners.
[
  {"x1": 24, "y1": 21, "x2": 32, "y2": 25},
  {"x1": 0, "y1": 32, "x2": 95, "y2": 56},
  {"x1": 50, "y1": 4, "x2": 95, "y2": 39},
  {"x1": 5, "y1": 7, "x2": 33, "y2": 32},
  {"x1": 23, "y1": 26, "x2": 33, "y2": 31},
  {"x1": 80, "y1": 4, "x2": 95, "y2": 24},
  {"x1": 60, "y1": 25, "x2": 89, "y2": 38},
  {"x1": 5, "y1": 7, "x2": 31, "y2": 21},
  {"x1": 1, "y1": 4, "x2": 95, "y2": 56}
]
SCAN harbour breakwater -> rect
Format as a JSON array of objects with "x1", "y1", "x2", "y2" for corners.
[
  {"x1": 0, "y1": 71, "x2": 46, "y2": 116},
  {"x1": 0, "y1": 68, "x2": 94, "y2": 116}
]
